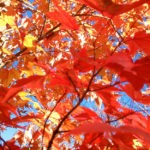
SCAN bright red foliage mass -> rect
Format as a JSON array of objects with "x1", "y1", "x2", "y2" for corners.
[{"x1": 0, "y1": 0, "x2": 150, "y2": 149}]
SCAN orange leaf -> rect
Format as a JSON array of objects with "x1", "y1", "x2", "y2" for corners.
[
  {"x1": 1, "y1": 76, "x2": 45, "y2": 103},
  {"x1": 46, "y1": 6, "x2": 79, "y2": 30}
]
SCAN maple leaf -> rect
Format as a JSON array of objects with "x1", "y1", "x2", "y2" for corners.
[
  {"x1": 126, "y1": 31, "x2": 150, "y2": 55},
  {"x1": 46, "y1": 5, "x2": 79, "y2": 30},
  {"x1": 105, "y1": 52, "x2": 150, "y2": 90},
  {"x1": 72, "y1": 106, "x2": 101, "y2": 121},
  {"x1": 23, "y1": 34, "x2": 37, "y2": 48},
  {"x1": 68, "y1": 121, "x2": 150, "y2": 146},
  {"x1": 76, "y1": 0, "x2": 149, "y2": 17}
]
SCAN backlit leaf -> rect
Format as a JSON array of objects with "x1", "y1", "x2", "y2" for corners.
[
  {"x1": 23, "y1": 34, "x2": 37, "y2": 48},
  {"x1": 46, "y1": 6, "x2": 79, "y2": 30}
]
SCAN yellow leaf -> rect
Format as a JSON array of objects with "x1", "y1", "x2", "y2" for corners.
[
  {"x1": 50, "y1": 112, "x2": 60, "y2": 125},
  {"x1": 18, "y1": 91, "x2": 31, "y2": 101},
  {"x1": 0, "y1": 15, "x2": 15, "y2": 31},
  {"x1": 36, "y1": 45, "x2": 44, "y2": 52},
  {"x1": 27, "y1": 62, "x2": 45, "y2": 75},
  {"x1": 2, "y1": 48, "x2": 11, "y2": 55},
  {"x1": 133, "y1": 139, "x2": 143, "y2": 149},
  {"x1": 23, "y1": 34, "x2": 36, "y2": 48},
  {"x1": 33, "y1": 102, "x2": 41, "y2": 109}
]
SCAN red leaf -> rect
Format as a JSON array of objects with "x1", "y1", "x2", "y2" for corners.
[
  {"x1": 68, "y1": 121, "x2": 114, "y2": 135},
  {"x1": 105, "y1": 52, "x2": 150, "y2": 90},
  {"x1": 126, "y1": 31, "x2": 150, "y2": 55},
  {"x1": 1, "y1": 87, "x2": 22, "y2": 104},
  {"x1": 15, "y1": 75, "x2": 45, "y2": 89},
  {"x1": 0, "y1": 103, "x2": 17, "y2": 116},
  {"x1": 46, "y1": 6, "x2": 79, "y2": 30},
  {"x1": 118, "y1": 126, "x2": 150, "y2": 146},
  {"x1": 72, "y1": 48, "x2": 99, "y2": 72},
  {"x1": 77, "y1": 0, "x2": 148, "y2": 17},
  {"x1": 72, "y1": 106, "x2": 101, "y2": 121},
  {"x1": 1, "y1": 76, "x2": 45, "y2": 104},
  {"x1": 68, "y1": 121, "x2": 150, "y2": 146},
  {"x1": 105, "y1": 52, "x2": 133, "y2": 70},
  {"x1": 47, "y1": 73, "x2": 71, "y2": 88},
  {"x1": 121, "y1": 84, "x2": 150, "y2": 105}
]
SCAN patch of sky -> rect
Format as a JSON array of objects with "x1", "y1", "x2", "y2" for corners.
[
  {"x1": 117, "y1": 28, "x2": 124, "y2": 36},
  {"x1": 13, "y1": 47, "x2": 20, "y2": 55},
  {"x1": 12, "y1": 61, "x2": 19, "y2": 68},
  {"x1": 70, "y1": 2, "x2": 76, "y2": 10},
  {"x1": 86, "y1": 20, "x2": 96, "y2": 25},
  {"x1": 1, "y1": 115, "x2": 32, "y2": 142},
  {"x1": 27, "y1": 95, "x2": 38, "y2": 103},
  {"x1": 118, "y1": 92, "x2": 137, "y2": 110},
  {"x1": 18, "y1": 107, "x2": 30, "y2": 116},
  {"x1": 108, "y1": 35, "x2": 119, "y2": 46},
  {"x1": 62, "y1": 37, "x2": 72, "y2": 42},
  {"x1": 66, "y1": 93, "x2": 72, "y2": 98},
  {"x1": 143, "y1": 17, "x2": 147, "y2": 21},
  {"x1": 23, "y1": 10, "x2": 32, "y2": 18},
  {"x1": 118, "y1": 44, "x2": 128, "y2": 50},
  {"x1": 81, "y1": 98, "x2": 107, "y2": 122},
  {"x1": 59, "y1": 136, "x2": 76, "y2": 150},
  {"x1": 118, "y1": 91, "x2": 150, "y2": 116},
  {"x1": 27, "y1": 95, "x2": 44, "y2": 110},
  {"x1": 29, "y1": 0, "x2": 34, "y2": 3},
  {"x1": 48, "y1": 101, "x2": 56, "y2": 108},
  {"x1": 133, "y1": 52, "x2": 143, "y2": 62},
  {"x1": 93, "y1": 74, "x2": 102, "y2": 83},
  {"x1": 23, "y1": 103, "x2": 38, "y2": 116},
  {"x1": 10, "y1": 113, "x2": 17, "y2": 119},
  {"x1": 80, "y1": 98, "x2": 97, "y2": 111},
  {"x1": 0, "y1": 127, "x2": 17, "y2": 141},
  {"x1": 93, "y1": 11, "x2": 100, "y2": 15},
  {"x1": 45, "y1": 47, "x2": 55, "y2": 55},
  {"x1": 111, "y1": 74, "x2": 120, "y2": 85},
  {"x1": 17, "y1": 122, "x2": 30, "y2": 128},
  {"x1": 141, "y1": 84, "x2": 149, "y2": 93}
]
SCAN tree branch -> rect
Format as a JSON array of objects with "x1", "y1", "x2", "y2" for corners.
[
  {"x1": 0, "y1": 136, "x2": 11, "y2": 150},
  {"x1": 41, "y1": 92, "x2": 66, "y2": 150}
]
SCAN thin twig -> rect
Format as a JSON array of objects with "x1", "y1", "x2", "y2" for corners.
[
  {"x1": 41, "y1": 92, "x2": 66, "y2": 150},
  {"x1": 47, "y1": 66, "x2": 96, "y2": 149},
  {"x1": 0, "y1": 136, "x2": 11, "y2": 150}
]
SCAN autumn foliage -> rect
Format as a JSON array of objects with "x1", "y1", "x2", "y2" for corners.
[{"x1": 1, "y1": 0, "x2": 150, "y2": 149}]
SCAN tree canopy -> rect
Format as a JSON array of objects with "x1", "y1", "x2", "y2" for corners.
[{"x1": 0, "y1": 0, "x2": 150, "y2": 149}]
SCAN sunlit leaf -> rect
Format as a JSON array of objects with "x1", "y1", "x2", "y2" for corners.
[{"x1": 23, "y1": 34, "x2": 37, "y2": 48}]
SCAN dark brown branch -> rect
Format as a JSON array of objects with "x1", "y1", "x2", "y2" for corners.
[
  {"x1": 66, "y1": 73, "x2": 80, "y2": 98},
  {"x1": 41, "y1": 92, "x2": 66, "y2": 150},
  {"x1": 47, "y1": 66, "x2": 97, "y2": 149},
  {"x1": 75, "y1": 4, "x2": 86, "y2": 15},
  {"x1": 38, "y1": 15, "x2": 47, "y2": 39},
  {"x1": 89, "y1": 81, "x2": 124, "y2": 92},
  {"x1": 1, "y1": 23, "x2": 61, "y2": 69},
  {"x1": 38, "y1": 23, "x2": 61, "y2": 41},
  {"x1": 0, "y1": 136, "x2": 11, "y2": 150},
  {"x1": 106, "y1": 111, "x2": 135, "y2": 123}
]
